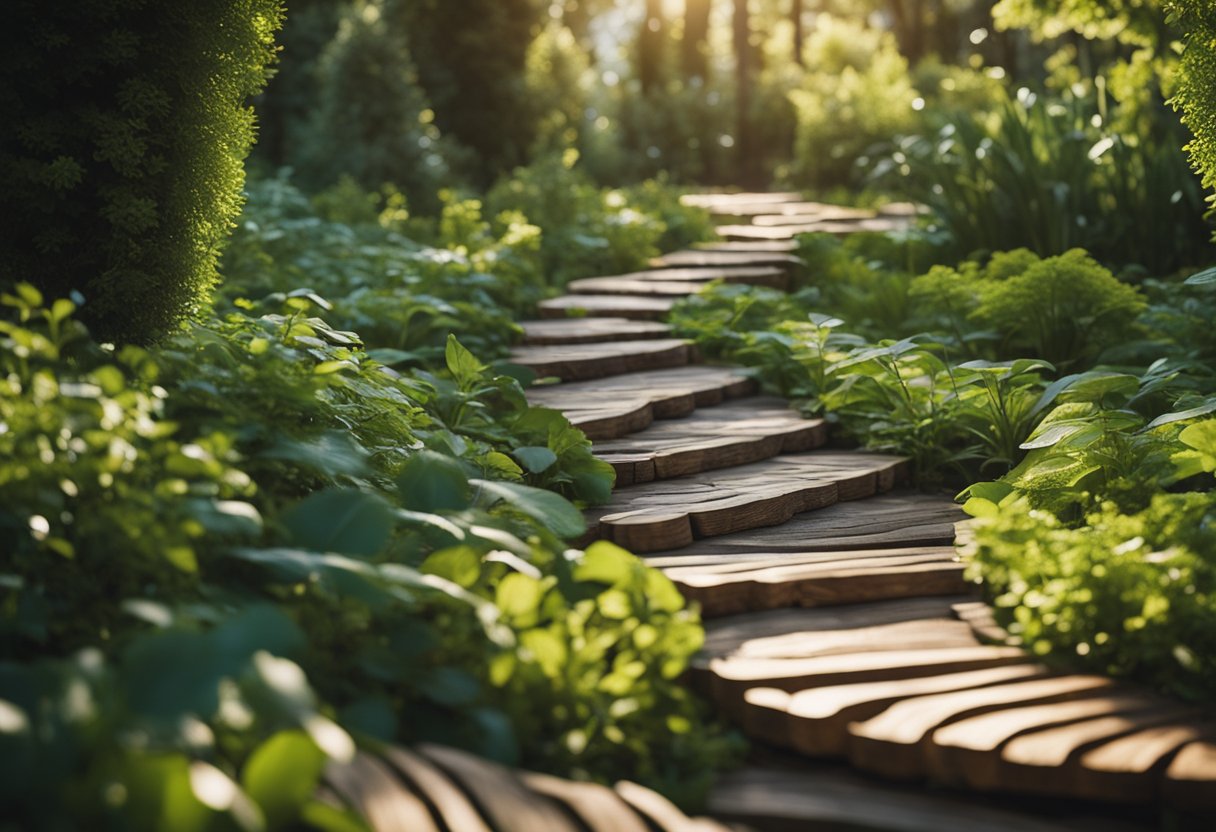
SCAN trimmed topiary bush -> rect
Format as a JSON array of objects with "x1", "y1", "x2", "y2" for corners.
[{"x1": 0, "y1": 1, "x2": 283, "y2": 342}]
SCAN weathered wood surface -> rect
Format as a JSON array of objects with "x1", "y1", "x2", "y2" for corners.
[
  {"x1": 526, "y1": 365, "x2": 756, "y2": 440},
  {"x1": 538, "y1": 293, "x2": 676, "y2": 320},
  {"x1": 587, "y1": 452, "x2": 907, "y2": 552},
  {"x1": 510, "y1": 338, "x2": 693, "y2": 382},
  {"x1": 650, "y1": 248, "x2": 802, "y2": 270},
  {"x1": 717, "y1": 216, "x2": 915, "y2": 241},
  {"x1": 565, "y1": 277, "x2": 769, "y2": 297},
  {"x1": 521, "y1": 317, "x2": 672, "y2": 346},
  {"x1": 694, "y1": 239, "x2": 800, "y2": 253},
  {"x1": 751, "y1": 207, "x2": 878, "y2": 225},
  {"x1": 572, "y1": 265, "x2": 787, "y2": 287},
  {"x1": 680, "y1": 191, "x2": 804, "y2": 209},
  {"x1": 592, "y1": 397, "x2": 826, "y2": 485}
]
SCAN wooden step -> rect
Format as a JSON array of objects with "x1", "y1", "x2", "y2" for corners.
[
  {"x1": 663, "y1": 545, "x2": 966, "y2": 617},
  {"x1": 538, "y1": 294, "x2": 675, "y2": 320},
  {"x1": 592, "y1": 397, "x2": 827, "y2": 485},
  {"x1": 752, "y1": 207, "x2": 878, "y2": 225},
  {"x1": 325, "y1": 752, "x2": 441, "y2": 832},
  {"x1": 717, "y1": 217, "x2": 914, "y2": 241},
  {"x1": 707, "y1": 767, "x2": 1081, "y2": 832},
  {"x1": 650, "y1": 249, "x2": 802, "y2": 271},
  {"x1": 644, "y1": 491, "x2": 966, "y2": 562},
  {"x1": 1070, "y1": 723, "x2": 1216, "y2": 804},
  {"x1": 743, "y1": 664, "x2": 1050, "y2": 756},
  {"x1": 613, "y1": 780, "x2": 737, "y2": 832},
  {"x1": 1164, "y1": 740, "x2": 1216, "y2": 811},
  {"x1": 568, "y1": 266, "x2": 788, "y2": 296},
  {"x1": 847, "y1": 675, "x2": 1118, "y2": 780},
  {"x1": 520, "y1": 318, "x2": 672, "y2": 346},
  {"x1": 694, "y1": 240, "x2": 800, "y2": 253},
  {"x1": 564, "y1": 277, "x2": 756, "y2": 298},
  {"x1": 586, "y1": 452, "x2": 908, "y2": 553},
  {"x1": 526, "y1": 365, "x2": 757, "y2": 440},
  {"x1": 511, "y1": 338, "x2": 693, "y2": 382},
  {"x1": 680, "y1": 191, "x2": 804, "y2": 209}
]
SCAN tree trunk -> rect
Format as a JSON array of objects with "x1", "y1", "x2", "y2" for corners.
[
  {"x1": 792, "y1": 0, "x2": 804, "y2": 67},
  {"x1": 733, "y1": 0, "x2": 758, "y2": 186},
  {"x1": 682, "y1": 0, "x2": 711, "y2": 80},
  {"x1": 639, "y1": 0, "x2": 665, "y2": 94}
]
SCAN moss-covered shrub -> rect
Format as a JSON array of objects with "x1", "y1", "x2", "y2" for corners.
[{"x1": 0, "y1": 1, "x2": 282, "y2": 342}]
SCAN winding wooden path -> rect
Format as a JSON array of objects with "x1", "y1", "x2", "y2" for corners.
[{"x1": 326, "y1": 194, "x2": 1213, "y2": 831}]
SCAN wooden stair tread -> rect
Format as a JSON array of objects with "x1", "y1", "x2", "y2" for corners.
[
  {"x1": 1164, "y1": 740, "x2": 1216, "y2": 810},
  {"x1": 511, "y1": 339, "x2": 692, "y2": 382},
  {"x1": 650, "y1": 249, "x2": 802, "y2": 270},
  {"x1": 752, "y1": 207, "x2": 878, "y2": 225},
  {"x1": 538, "y1": 294, "x2": 676, "y2": 320},
  {"x1": 565, "y1": 277, "x2": 765, "y2": 297},
  {"x1": 680, "y1": 191, "x2": 804, "y2": 209},
  {"x1": 694, "y1": 239, "x2": 800, "y2": 253},
  {"x1": 743, "y1": 665, "x2": 1049, "y2": 757},
  {"x1": 645, "y1": 491, "x2": 965, "y2": 561},
  {"x1": 526, "y1": 365, "x2": 756, "y2": 440},
  {"x1": 593, "y1": 397, "x2": 826, "y2": 484},
  {"x1": 380, "y1": 746, "x2": 494, "y2": 832},
  {"x1": 848, "y1": 675, "x2": 1117, "y2": 779},
  {"x1": 717, "y1": 217, "x2": 914, "y2": 241},
  {"x1": 520, "y1": 318, "x2": 672, "y2": 345},
  {"x1": 587, "y1": 452, "x2": 907, "y2": 553},
  {"x1": 707, "y1": 767, "x2": 1077, "y2": 832},
  {"x1": 520, "y1": 771, "x2": 651, "y2": 832},
  {"x1": 577, "y1": 265, "x2": 788, "y2": 283},
  {"x1": 324, "y1": 752, "x2": 441, "y2": 832},
  {"x1": 613, "y1": 781, "x2": 736, "y2": 832}
]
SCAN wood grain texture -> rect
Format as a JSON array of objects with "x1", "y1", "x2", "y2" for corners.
[
  {"x1": 538, "y1": 294, "x2": 676, "y2": 320},
  {"x1": 680, "y1": 191, "x2": 804, "y2": 209},
  {"x1": 521, "y1": 318, "x2": 672, "y2": 346},
  {"x1": 324, "y1": 753, "x2": 441, "y2": 832},
  {"x1": 717, "y1": 217, "x2": 914, "y2": 241},
  {"x1": 694, "y1": 239, "x2": 800, "y2": 253},
  {"x1": 511, "y1": 338, "x2": 692, "y2": 382},
  {"x1": 520, "y1": 771, "x2": 652, "y2": 832},
  {"x1": 587, "y1": 452, "x2": 908, "y2": 552},
  {"x1": 566, "y1": 276, "x2": 772, "y2": 297},
  {"x1": 526, "y1": 365, "x2": 756, "y2": 440},
  {"x1": 650, "y1": 248, "x2": 802, "y2": 270},
  {"x1": 593, "y1": 397, "x2": 826, "y2": 484},
  {"x1": 380, "y1": 746, "x2": 494, "y2": 832},
  {"x1": 613, "y1": 780, "x2": 737, "y2": 832},
  {"x1": 1071, "y1": 723, "x2": 1216, "y2": 803}
]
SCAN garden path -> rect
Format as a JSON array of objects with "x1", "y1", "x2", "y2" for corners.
[{"x1": 502, "y1": 193, "x2": 1216, "y2": 830}]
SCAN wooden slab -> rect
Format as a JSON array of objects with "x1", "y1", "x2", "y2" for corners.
[
  {"x1": 521, "y1": 318, "x2": 672, "y2": 346},
  {"x1": 680, "y1": 191, "x2": 804, "y2": 209},
  {"x1": 538, "y1": 294, "x2": 675, "y2": 320},
  {"x1": 645, "y1": 492, "x2": 965, "y2": 562},
  {"x1": 587, "y1": 452, "x2": 907, "y2": 553},
  {"x1": 324, "y1": 753, "x2": 441, "y2": 832},
  {"x1": 574, "y1": 265, "x2": 787, "y2": 285},
  {"x1": 848, "y1": 675, "x2": 1117, "y2": 780},
  {"x1": 511, "y1": 339, "x2": 692, "y2": 382},
  {"x1": 717, "y1": 217, "x2": 914, "y2": 241},
  {"x1": 417, "y1": 744, "x2": 580, "y2": 832},
  {"x1": 708, "y1": 767, "x2": 1078, "y2": 832},
  {"x1": 520, "y1": 771, "x2": 651, "y2": 832},
  {"x1": 613, "y1": 780, "x2": 735, "y2": 832},
  {"x1": 694, "y1": 239, "x2": 800, "y2": 253},
  {"x1": 380, "y1": 746, "x2": 494, "y2": 832},
  {"x1": 564, "y1": 277, "x2": 746, "y2": 297},
  {"x1": 526, "y1": 365, "x2": 756, "y2": 440},
  {"x1": 1071, "y1": 723, "x2": 1216, "y2": 803},
  {"x1": 1164, "y1": 740, "x2": 1216, "y2": 811},
  {"x1": 752, "y1": 207, "x2": 878, "y2": 225},
  {"x1": 650, "y1": 249, "x2": 802, "y2": 270},
  {"x1": 593, "y1": 397, "x2": 826, "y2": 484},
  {"x1": 743, "y1": 664, "x2": 1049, "y2": 756},
  {"x1": 665, "y1": 546, "x2": 966, "y2": 617}
]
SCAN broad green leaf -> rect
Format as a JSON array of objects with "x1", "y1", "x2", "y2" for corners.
[
  {"x1": 241, "y1": 731, "x2": 326, "y2": 830},
  {"x1": 575, "y1": 542, "x2": 637, "y2": 585},
  {"x1": 282, "y1": 489, "x2": 393, "y2": 557},
  {"x1": 261, "y1": 431, "x2": 371, "y2": 478},
  {"x1": 421, "y1": 546, "x2": 482, "y2": 588},
  {"x1": 1184, "y1": 266, "x2": 1216, "y2": 286},
  {"x1": 397, "y1": 451, "x2": 471, "y2": 512},
  {"x1": 512, "y1": 446, "x2": 558, "y2": 474},
  {"x1": 472, "y1": 479, "x2": 587, "y2": 539},
  {"x1": 445, "y1": 334, "x2": 487, "y2": 387},
  {"x1": 496, "y1": 572, "x2": 545, "y2": 620},
  {"x1": 1147, "y1": 400, "x2": 1216, "y2": 430}
]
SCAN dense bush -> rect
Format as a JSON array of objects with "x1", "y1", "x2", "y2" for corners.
[
  {"x1": 1170, "y1": 0, "x2": 1216, "y2": 217},
  {"x1": 0, "y1": 1, "x2": 283, "y2": 343}
]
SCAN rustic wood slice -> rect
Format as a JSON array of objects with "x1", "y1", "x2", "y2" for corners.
[
  {"x1": 666, "y1": 547, "x2": 966, "y2": 617},
  {"x1": 613, "y1": 780, "x2": 736, "y2": 832},
  {"x1": 1071, "y1": 723, "x2": 1216, "y2": 803},
  {"x1": 752, "y1": 208, "x2": 878, "y2": 226},
  {"x1": 847, "y1": 675, "x2": 1117, "y2": 780},
  {"x1": 521, "y1": 318, "x2": 672, "y2": 346},
  {"x1": 526, "y1": 365, "x2": 757, "y2": 440},
  {"x1": 564, "y1": 277, "x2": 750, "y2": 297},
  {"x1": 878, "y1": 201, "x2": 928, "y2": 217},
  {"x1": 743, "y1": 664, "x2": 1049, "y2": 756},
  {"x1": 650, "y1": 249, "x2": 803, "y2": 270},
  {"x1": 511, "y1": 339, "x2": 692, "y2": 382},
  {"x1": 1164, "y1": 740, "x2": 1216, "y2": 811},
  {"x1": 693, "y1": 239, "x2": 800, "y2": 253},
  {"x1": 587, "y1": 452, "x2": 907, "y2": 553},
  {"x1": 324, "y1": 752, "x2": 441, "y2": 832},
  {"x1": 644, "y1": 492, "x2": 965, "y2": 562},
  {"x1": 717, "y1": 217, "x2": 914, "y2": 241},
  {"x1": 416, "y1": 743, "x2": 581, "y2": 832},
  {"x1": 927, "y1": 693, "x2": 1178, "y2": 788},
  {"x1": 952, "y1": 600, "x2": 1019, "y2": 645},
  {"x1": 380, "y1": 746, "x2": 494, "y2": 832},
  {"x1": 520, "y1": 770, "x2": 652, "y2": 832},
  {"x1": 576, "y1": 265, "x2": 788, "y2": 284},
  {"x1": 592, "y1": 397, "x2": 826, "y2": 483},
  {"x1": 538, "y1": 294, "x2": 675, "y2": 320},
  {"x1": 707, "y1": 767, "x2": 1078, "y2": 832},
  {"x1": 680, "y1": 191, "x2": 804, "y2": 208}
]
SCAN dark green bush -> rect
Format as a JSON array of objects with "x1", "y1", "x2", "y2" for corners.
[{"x1": 0, "y1": 1, "x2": 283, "y2": 343}]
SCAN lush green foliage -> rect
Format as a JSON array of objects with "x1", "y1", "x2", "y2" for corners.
[
  {"x1": 1169, "y1": 0, "x2": 1216, "y2": 216},
  {"x1": 0, "y1": 1, "x2": 283, "y2": 343}
]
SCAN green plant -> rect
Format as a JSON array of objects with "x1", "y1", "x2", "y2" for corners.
[
  {"x1": 0, "y1": 1, "x2": 283, "y2": 342},
  {"x1": 1169, "y1": 0, "x2": 1216, "y2": 218}
]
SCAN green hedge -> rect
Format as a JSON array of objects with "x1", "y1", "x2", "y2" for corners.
[{"x1": 0, "y1": 1, "x2": 282, "y2": 343}]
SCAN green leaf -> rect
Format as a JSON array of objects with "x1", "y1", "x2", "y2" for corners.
[
  {"x1": 1184, "y1": 266, "x2": 1216, "y2": 286},
  {"x1": 575, "y1": 542, "x2": 637, "y2": 585},
  {"x1": 496, "y1": 573, "x2": 545, "y2": 620},
  {"x1": 397, "y1": 451, "x2": 471, "y2": 512},
  {"x1": 512, "y1": 446, "x2": 558, "y2": 474},
  {"x1": 421, "y1": 546, "x2": 482, "y2": 588},
  {"x1": 471, "y1": 479, "x2": 587, "y2": 538},
  {"x1": 261, "y1": 431, "x2": 371, "y2": 479},
  {"x1": 282, "y1": 489, "x2": 394, "y2": 557},
  {"x1": 446, "y1": 334, "x2": 487, "y2": 387},
  {"x1": 1147, "y1": 400, "x2": 1216, "y2": 430},
  {"x1": 241, "y1": 731, "x2": 326, "y2": 831}
]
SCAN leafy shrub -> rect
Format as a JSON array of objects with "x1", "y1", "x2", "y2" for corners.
[
  {"x1": 0, "y1": 1, "x2": 283, "y2": 342},
  {"x1": 1170, "y1": 0, "x2": 1216, "y2": 218}
]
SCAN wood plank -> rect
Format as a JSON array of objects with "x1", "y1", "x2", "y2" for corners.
[
  {"x1": 847, "y1": 675, "x2": 1117, "y2": 780},
  {"x1": 576, "y1": 265, "x2": 788, "y2": 284},
  {"x1": 717, "y1": 217, "x2": 914, "y2": 241},
  {"x1": 680, "y1": 191, "x2": 804, "y2": 208},
  {"x1": 324, "y1": 752, "x2": 441, "y2": 832},
  {"x1": 538, "y1": 294, "x2": 675, "y2": 320},
  {"x1": 526, "y1": 365, "x2": 757, "y2": 440},
  {"x1": 417, "y1": 744, "x2": 581, "y2": 832},
  {"x1": 752, "y1": 207, "x2": 877, "y2": 225},
  {"x1": 708, "y1": 767, "x2": 1078, "y2": 832},
  {"x1": 511, "y1": 339, "x2": 692, "y2": 382},
  {"x1": 521, "y1": 318, "x2": 672, "y2": 346},
  {"x1": 593, "y1": 398, "x2": 826, "y2": 483},
  {"x1": 587, "y1": 452, "x2": 908, "y2": 553},
  {"x1": 1164, "y1": 740, "x2": 1216, "y2": 811},
  {"x1": 644, "y1": 491, "x2": 965, "y2": 561},
  {"x1": 520, "y1": 771, "x2": 651, "y2": 832},
  {"x1": 743, "y1": 664, "x2": 1049, "y2": 756},
  {"x1": 650, "y1": 249, "x2": 802, "y2": 270},
  {"x1": 694, "y1": 239, "x2": 800, "y2": 253},
  {"x1": 1071, "y1": 723, "x2": 1216, "y2": 803},
  {"x1": 613, "y1": 780, "x2": 736, "y2": 832},
  {"x1": 380, "y1": 746, "x2": 494, "y2": 832},
  {"x1": 564, "y1": 277, "x2": 751, "y2": 297}
]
